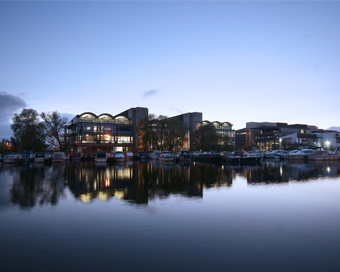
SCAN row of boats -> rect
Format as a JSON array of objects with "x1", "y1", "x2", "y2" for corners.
[
  {"x1": 2, "y1": 147, "x2": 339, "y2": 165},
  {"x1": 261, "y1": 149, "x2": 340, "y2": 161}
]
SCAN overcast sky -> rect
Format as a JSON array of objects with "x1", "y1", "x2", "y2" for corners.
[{"x1": 1, "y1": 1, "x2": 339, "y2": 139}]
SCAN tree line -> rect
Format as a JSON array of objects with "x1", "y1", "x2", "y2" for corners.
[{"x1": 1, "y1": 108, "x2": 68, "y2": 153}]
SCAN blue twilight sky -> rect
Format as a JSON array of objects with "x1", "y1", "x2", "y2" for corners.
[{"x1": 1, "y1": 1, "x2": 340, "y2": 139}]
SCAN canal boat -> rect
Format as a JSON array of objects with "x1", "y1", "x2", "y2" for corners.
[
  {"x1": 3, "y1": 153, "x2": 22, "y2": 164},
  {"x1": 34, "y1": 152, "x2": 46, "y2": 163},
  {"x1": 274, "y1": 150, "x2": 289, "y2": 160},
  {"x1": 112, "y1": 151, "x2": 125, "y2": 162},
  {"x1": 264, "y1": 150, "x2": 280, "y2": 159},
  {"x1": 45, "y1": 152, "x2": 52, "y2": 163},
  {"x1": 136, "y1": 151, "x2": 147, "y2": 160},
  {"x1": 21, "y1": 151, "x2": 35, "y2": 162},
  {"x1": 193, "y1": 151, "x2": 222, "y2": 163},
  {"x1": 228, "y1": 150, "x2": 262, "y2": 164},
  {"x1": 71, "y1": 152, "x2": 82, "y2": 162},
  {"x1": 176, "y1": 150, "x2": 191, "y2": 162},
  {"x1": 159, "y1": 151, "x2": 175, "y2": 162},
  {"x1": 288, "y1": 149, "x2": 314, "y2": 160},
  {"x1": 95, "y1": 152, "x2": 107, "y2": 163},
  {"x1": 52, "y1": 152, "x2": 66, "y2": 163},
  {"x1": 150, "y1": 150, "x2": 161, "y2": 160},
  {"x1": 125, "y1": 152, "x2": 134, "y2": 160}
]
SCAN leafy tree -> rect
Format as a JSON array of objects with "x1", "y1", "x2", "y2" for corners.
[
  {"x1": 138, "y1": 114, "x2": 187, "y2": 151},
  {"x1": 40, "y1": 111, "x2": 68, "y2": 151},
  {"x1": 194, "y1": 123, "x2": 221, "y2": 151},
  {"x1": 11, "y1": 108, "x2": 46, "y2": 151},
  {"x1": 219, "y1": 135, "x2": 234, "y2": 151},
  {"x1": 138, "y1": 114, "x2": 156, "y2": 152}
]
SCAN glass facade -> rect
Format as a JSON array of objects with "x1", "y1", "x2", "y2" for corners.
[{"x1": 68, "y1": 113, "x2": 134, "y2": 153}]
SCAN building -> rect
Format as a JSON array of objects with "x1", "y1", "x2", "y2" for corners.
[
  {"x1": 67, "y1": 107, "x2": 148, "y2": 154},
  {"x1": 244, "y1": 122, "x2": 318, "y2": 151},
  {"x1": 235, "y1": 128, "x2": 246, "y2": 150},
  {"x1": 170, "y1": 112, "x2": 203, "y2": 150},
  {"x1": 199, "y1": 120, "x2": 235, "y2": 146},
  {"x1": 171, "y1": 112, "x2": 235, "y2": 150},
  {"x1": 280, "y1": 129, "x2": 340, "y2": 150}
]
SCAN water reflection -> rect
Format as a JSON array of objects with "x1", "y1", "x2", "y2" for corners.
[
  {"x1": 232, "y1": 161, "x2": 340, "y2": 184},
  {"x1": 2, "y1": 161, "x2": 340, "y2": 209},
  {"x1": 10, "y1": 163, "x2": 66, "y2": 209}
]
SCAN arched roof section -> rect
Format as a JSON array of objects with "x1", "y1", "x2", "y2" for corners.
[
  {"x1": 221, "y1": 122, "x2": 233, "y2": 127},
  {"x1": 98, "y1": 113, "x2": 115, "y2": 119},
  {"x1": 78, "y1": 112, "x2": 97, "y2": 122},
  {"x1": 202, "y1": 120, "x2": 211, "y2": 126},
  {"x1": 79, "y1": 112, "x2": 97, "y2": 118},
  {"x1": 113, "y1": 115, "x2": 132, "y2": 124},
  {"x1": 212, "y1": 121, "x2": 222, "y2": 126}
]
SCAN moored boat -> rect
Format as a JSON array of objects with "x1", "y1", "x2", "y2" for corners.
[
  {"x1": 34, "y1": 152, "x2": 46, "y2": 163},
  {"x1": 159, "y1": 151, "x2": 175, "y2": 162},
  {"x1": 274, "y1": 150, "x2": 289, "y2": 160},
  {"x1": 52, "y1": 152, "x2": 66, "y2": 163},
  {"x1": 176, "y1": 150, "x2": 191, "y2": 162},
  {"x1": 150, "y1": 151, "x2": 161, "y2": 160},
  {"x1": 264, "y1": 150, "x2": 280, "y2": 159},
  {"x1": 21, "y1": 151, "x2": 35, "y2": 162},
  {"x1": 112, "y1": 151, "x2": 125, "y2": 162},
  {"x1": 228, "y1": 150, "x2": 262, "y2": 164},
  {"x1": 136, "y1": 151, "x2": 147, "y2": 160},
  {"x1": 3, "y1": 153, "x2": 22, "y2": 164},
  {"x1": 95, "y1": 151, "x2": 107, "y2": 163},
  {"x1": 193, "y1": 151, "x2": 222, "y2": 163},
  {"x1": 125, "y1": 152, "x2": 134, "y2": 160},
  {"x1": 288, "y1": 149, "x2": 313, "y2": 160}
]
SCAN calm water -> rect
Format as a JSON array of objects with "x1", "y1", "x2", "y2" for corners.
[{"x1": 1, "y1": 160, "x2": 340, "y2": 272}]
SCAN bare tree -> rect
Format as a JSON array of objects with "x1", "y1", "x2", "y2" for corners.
[{"x1": 40, "y1": 111, "x2": 68, "y2": 151}]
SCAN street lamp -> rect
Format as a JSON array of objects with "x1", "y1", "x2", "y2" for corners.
[{"x1": 325, "y1": 140, "x2": 330, "y2": 150}]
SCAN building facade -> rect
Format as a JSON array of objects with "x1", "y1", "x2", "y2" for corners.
[
  {"x1": 245, "y1": 122, "x2": 318, "y2": 151},
  {"x1": 280, "y1": 129, "x2": 340, "y2": 150},
  {"x1": 171, "y1": 112, "x2": 235, "y2": 150},
  {"x1": 235, "y1": 128, "x2": 246, "y2": 150},
  {"x1": 171, "y1": 112, "x2": 203, "y2": 150},
  {"x1": 67, "y1": 107, "x2": 148, "y2": 154},
  {"x1": 199, "y1": 120, "x2": 235, "y2": 146}
]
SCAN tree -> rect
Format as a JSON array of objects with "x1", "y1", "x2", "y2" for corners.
[
  {"x1": 194, "y1": 124, "x2": 221, "y2": 151},
  {"x1": 138, "y1": 114, "x2": 156, "y2": 152},
  {"x1": 138, "y1": 114, "x2": 188, "y2": 151},
  {"x1": 11, "y1": 108, "x2": 46, "y2": 151},
  {"x1": 40, "y1": 111, "x2": 68, "y2": 151}
]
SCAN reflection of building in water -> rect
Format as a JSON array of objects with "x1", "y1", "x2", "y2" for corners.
[
  {"x1": 233, "y1": 161, "x2": 340, "y2": 184},
  {"x1": 66, "y1": 161, "x2": 235, "y2": 205},
  {"x1": 67, "y1": 162, "x2": 146, "y2": 204},
  {"x1": 191, "y1": 162, "x2": 234, "y2": 191}
]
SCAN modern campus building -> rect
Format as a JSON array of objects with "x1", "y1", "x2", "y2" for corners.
[
  {"x1": 235, "y1": 128, "x2": 246, "y2": 150},
  {"x1": 67, "y1": 107, "x2": 148, "y2": 153},
  {"x1": 171, "y1": 112, "x2": 235, "y2": 150},
  {"x1": 67, "y1": 107, "x2": 235, "y2": 153},
  {"x1": 240, "y1": 122, "x2": 318, "y2": 151},
  {"x1": 280, "y1": 129, "x2": 340, "y2": 150}
]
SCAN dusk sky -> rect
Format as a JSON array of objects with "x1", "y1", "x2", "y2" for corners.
[{"x1": 1, "y1": 1, "x2": 339, "y2": 139}]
